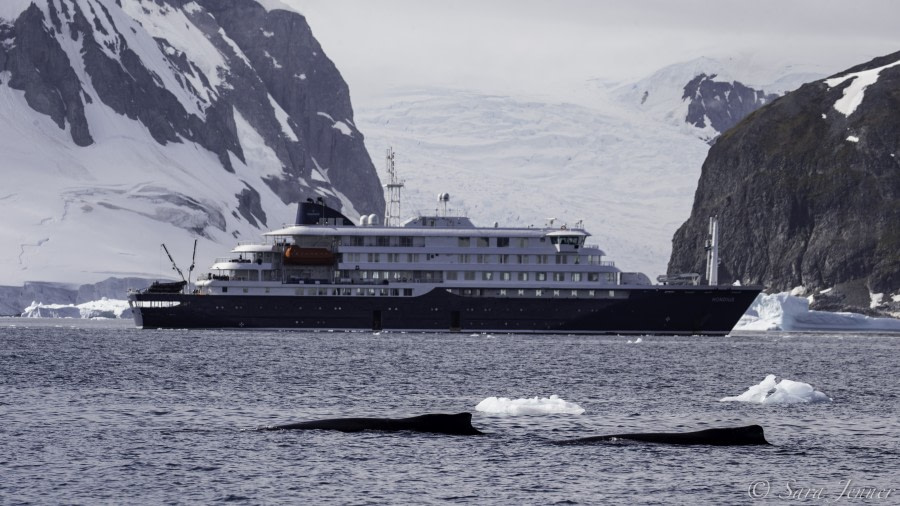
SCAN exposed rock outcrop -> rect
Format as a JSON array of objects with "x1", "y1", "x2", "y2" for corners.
[{"x1": 669, "y1": 51, "x2": 900, "y2": 304}]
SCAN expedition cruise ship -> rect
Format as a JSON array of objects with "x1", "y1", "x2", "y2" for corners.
[{"x1": 129, "y1": 170, "x2": 761, "y2": 334}]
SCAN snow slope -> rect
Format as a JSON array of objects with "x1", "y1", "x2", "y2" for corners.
[
  {"x1": 0, "y1": 0, "x2": 379, "y2": 287},
  {"x1": 355, "y1": 57, "x2": 821, "y2": 278}
]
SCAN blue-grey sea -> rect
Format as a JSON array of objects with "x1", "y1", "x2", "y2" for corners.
[{"x1": 1, "y1": 318, "x2": 898, "y2": 505}]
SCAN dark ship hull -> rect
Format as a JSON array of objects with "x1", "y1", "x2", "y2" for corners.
[{"x1": 130, "y1": 285, "x2": 760, "y2": 335}]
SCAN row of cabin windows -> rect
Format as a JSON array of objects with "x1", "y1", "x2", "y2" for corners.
[
  {"x1": 218, "y1": 269, "x2": 615, "y2": 284},
  {"x1": 445, "y1": 271, "x2": 616, "y2": 283},
  {"x1": 221, "y1": 287, "x2": 415, "y2": 296},
  {"x1": 457, "y1": 237, "x2": 520, "y2": 248},
  {"x1": 342, "y1": 253, "x2": 604, "y2": 265},
  {"x1": 341, "y1": 236, "x2": 418, "y2": 247},
  {"x1": 338, "y1": 236, "x2": 535, "y2": 248},
  {"x1": 450, "y1": 288, "x2": 617, "y2": 298}
]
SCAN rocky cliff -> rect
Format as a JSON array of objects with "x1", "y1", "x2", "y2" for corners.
[
  {"x1": 682, "y1": 73, "x2": 779, "y2": 138},
  {"x1": 0, "y1": 0, "x2": 383, "y2": 287},
  {"x1": 668, "y1": 51, "x2": 900, "y2": 304}
]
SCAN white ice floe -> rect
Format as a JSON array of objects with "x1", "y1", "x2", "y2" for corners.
[
  {"x1": 734, "y1": 292, "x2": 900, "y2": 332},
  {"x1": 22, "y1": 298, "x2": 132, "y2": 319},
  {"x1": 626, "y1": 337, "x2": 643, "y2": 344},
  {"x1": 475, "y1": 395, "x2": 585, "y2": 415},
  {"x1": 720, "y1": 374, "x2": 831, "y2": 404}
]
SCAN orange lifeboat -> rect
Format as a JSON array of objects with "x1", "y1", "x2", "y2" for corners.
[{"x1": 284, "y1": 246, "x2": 335, "y2": 266}]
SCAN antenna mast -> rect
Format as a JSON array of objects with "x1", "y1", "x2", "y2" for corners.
[{"x1": 384, "y1": 147, "x2": 404, "y2": 227}]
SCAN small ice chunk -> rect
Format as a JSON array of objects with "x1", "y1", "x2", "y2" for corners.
[
  {"x1": 847, "y1": 135, "x2": 859, "y2": 143},
  {"x1": 720, "y1": 374, "x2": 831, "y2": 404},
  {"x1": 475, "y1": 395, "x2": 585, "y2": 415}
]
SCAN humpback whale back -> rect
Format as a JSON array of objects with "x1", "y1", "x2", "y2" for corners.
[
  {"x1": 263, "y1": 412, "x2": 483, "y2": 436},
  {"x1": 557, "y1": 424, "x2": 770, "y2": 446}
]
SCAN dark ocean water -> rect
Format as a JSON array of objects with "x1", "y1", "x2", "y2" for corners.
[{"x1": 1, "y1": 318, "x2": 898, "y2": 505}]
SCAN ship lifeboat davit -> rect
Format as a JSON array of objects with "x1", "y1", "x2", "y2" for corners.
[{"x1": 284, "y1": 246, "x2": 335, "y2": 266}]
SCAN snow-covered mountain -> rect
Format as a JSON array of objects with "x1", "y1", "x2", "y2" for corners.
[
  {"x1": 356, "y1": 58, "x2": 817, "y2": 278},
  {"x1": 0, "y1": 0, "x2": 383, "y2": 289}
]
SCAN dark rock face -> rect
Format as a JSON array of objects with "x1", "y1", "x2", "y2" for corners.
[
  {"x1": 0, "y1": 0, "x2": 383, "y2": 226},
  {"x1": 683, "y1": 73, "x2": 779, "y2": 138},
  {"x1": 669, "y1": 51, "x2": 900, "y2": 298}
]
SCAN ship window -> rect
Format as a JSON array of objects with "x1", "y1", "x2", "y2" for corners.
[
  {"x1": 518, "y1": 255, "x2": 528, "y2": 264},
  {"x1": 482, "y1": 272, "x2": 493, "y2": 281},
  {"x1": 518, "y1": 238, "x2": 528, "y2": 248},
  {"x1": 588, "y1": 273, "x2": 600, "y2": 282},
  {"x1": 404, "y1": 289, "x2": 413, "y2": 296},
  {"x1": 571, "y1": 290, "x2": 578, "y2": 296},
  {"x1": 368, "y1": 253, "x2": 380, "y2": 263},
  {"x1": 446, "y1": 271, "x2": 458, "y2": 280},
  {"x1": 536, "y1": 272, "x2": 547, "y2": 281},
  {"x1": 553, "y1": 273, "x2": 566, "y2": 282},
  {"x1": 535, "y1": 289, "x2": 542, "y2": 296},
  {"x1": 356, "y1": 288, "x2": 365, "y2": 296},
  {"x1": 572, "y1": 273, "x2": 582, "y2": 282},
  {"x1": 500, "y1": 289, "x2": 507, "y2": 296},
  {"x1": 497, "y1": 237, "x2": 509, "y2": 248},
  {"x1": 377, "y1": 236, "x2": 390, "y2": 247},
  {"x1": 380, "y1": 289, "x2": 389, "y2": 296},
  {"x1": 501, "y1": 272, "x2": 511, "y2": 281},
  {"x1": 518, "y1": 289, "x2": 525, "y2": 296},
  {"x1": 458, "y1": 237, "x2": 471, "y2": 247},
  {"x1": 609, "y1": 290, "x2": 616, "y2": 297},
  {"x1": 607, "y1": 273, "x2": 617, "y2": 283},
  {"x1": 459, "y1": 254, "x2": 470, "y2": 263},
  {"x1": 368, "y1": 288, "x2": 376, "y2": 296},
  {"x1": 477, "y1": 237, "x2": 489, "y2": 247},
  {"x1": 589, "y1": 290, "x2": 595, "y2": 296},
  {"x1": 390, "y1": 289, "x2": 400, "y2": 296},
  {"x1": 464, "y1": 272, "x2": 476, "y2": 280},
  {"x1": 243, "y1": 288, "x2": 249, "y2": 294},
  {"x1": 399, "y1": 236, "x2": 413, "y2": 247},
  {"x1": 556, "y1": 256, "x2": 568, "y2": 264},
  {"x1": 477, "y1": 254, "x2": 487, "y2": 264},
  {"x1": 463, "y1": 289, "x2": 473, "y2": 296},
  {"x1": 499, "y1": 255, "x2": 509, "y2": 264},
  {"x1": 537, "y1": 255, "x2": 548, "y2": 264},
  {"x1": 222, "y1": 287, "x2": 228, "y2": 293},
  {"x1": 553, "y1": 290, "x2": 560, "y2": 296},
  {"x1": 518, "y1": 272, "x2": 529, "y2": 281}
]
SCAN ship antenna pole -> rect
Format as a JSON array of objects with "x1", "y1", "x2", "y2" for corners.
[
  {"x1": 384, "y1": 147, "x2": 404, "y2": 227},
  {"x1": 706, "y1": 216, "x2": 719, "y2": 286},
  {"x1": 187, "y1": 239, "x2": 198, "y2": 290},
  {"x1": 161, "y1": 243, "x2": 187, "y2": 288}
]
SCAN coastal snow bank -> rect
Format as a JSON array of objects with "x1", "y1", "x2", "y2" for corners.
[
  {"x1": 733, "y1": 292, "x2": 900, "y2": 332},
  {"x1": 720, "y1": 374, "x2": 832, "y2": 404},
  {"x1": 475, "y1": 395, "x2": 585, "y2": 415},
  {"x1": 21, "y1": 298, "x2": 132, "y2": 319}
]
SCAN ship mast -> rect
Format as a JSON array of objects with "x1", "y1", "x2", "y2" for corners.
[
  {"x1": 384, "y1": 147, "x2": 404, "y2": 227},
  {"x1": 706, "y1": 216, "x2": 720, "y2": 285}
]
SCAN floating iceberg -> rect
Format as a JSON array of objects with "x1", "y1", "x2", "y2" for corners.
[
  {"x1": 720, "y1": 374, "x2": 831, "y2": 404},
  {"x1": 21, "y1": 298, "x2": 132, "y2": 319},
  {"x1": 734, "y1": 292, "x2": 900, "y2": 332},
  {"x1": 475, "y1": 395, "x2": 585, "y2": 415}
]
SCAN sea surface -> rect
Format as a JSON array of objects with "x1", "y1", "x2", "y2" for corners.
[{"x1": 2, "y1": 318, "x2": 898, "y2": 505}]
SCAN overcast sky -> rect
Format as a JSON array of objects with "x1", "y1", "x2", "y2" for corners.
[{"x1": 281, "y1": 0, "x2": 899, "y2": 100}]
